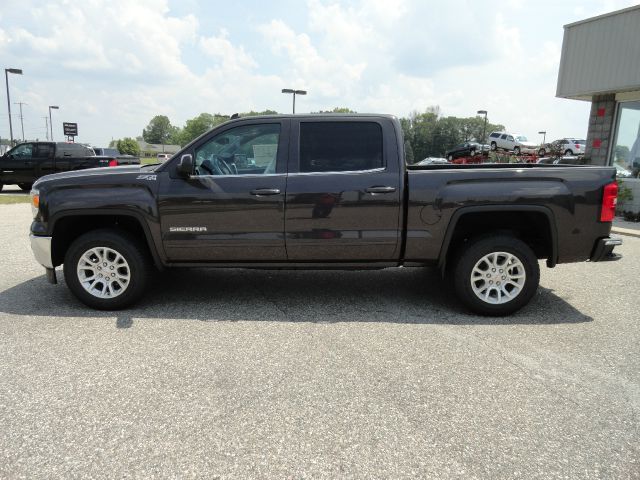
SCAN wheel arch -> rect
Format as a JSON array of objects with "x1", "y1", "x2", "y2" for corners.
[
  {"x1": 438, "y1": 205, "x2": 558, "y2": 273},
  {"x1": 50, "y1": 211, "x2": 163, "y2": 269}
]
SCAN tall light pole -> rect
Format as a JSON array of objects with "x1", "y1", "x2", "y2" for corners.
[
  {"x1": 282, "y1": 88, "x2": 307, "y2": 114},
  {"x1": 477, "y1": 110, "x2": 488, "y2": 146},
  {"x1": 49, "y1": 105, "x2": 59, "y2": 141},
  {"x1": 14, "y1": 102, "x2": 27, "y2": 141},
  {"x1": 43, "y1": 116, "x2": 49, "y2": 141},
  {"x1": 538, "y1": 130, "x2": 546, "y2": 145},
  {"x1": 5, "y1": 68, "x2": 23, "y2": 145}
]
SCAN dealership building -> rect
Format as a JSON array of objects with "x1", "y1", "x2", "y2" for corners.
[{"x1": 557, "y1": 5, "x2": 640, "y2": 178}]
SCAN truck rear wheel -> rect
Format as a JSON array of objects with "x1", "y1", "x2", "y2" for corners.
[
  {"x1": 453, "y1": 235, "x2": 539, "y2": 316},
  {"x1": 63, "y1": 229, "x2": 151, "y2": 310}
]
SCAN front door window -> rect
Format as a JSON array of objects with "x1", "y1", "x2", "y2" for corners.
[{"x1": 194, "y1": 124, "x2": 281, "y2": 176}]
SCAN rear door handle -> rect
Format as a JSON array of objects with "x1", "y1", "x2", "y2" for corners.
[
  {"x1": 365, "y1": 186, "x2": 396, "y2": 194},
  {"x1": 250, "y1": 188, "x2": 281, "y2": 196}
]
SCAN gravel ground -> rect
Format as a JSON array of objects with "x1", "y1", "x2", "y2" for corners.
[{"x1": 0, "y1": 203, "x2": 638, "y2": 479}]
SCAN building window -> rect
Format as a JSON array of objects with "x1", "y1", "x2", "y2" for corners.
[{"x1": 612, "y1": 101, "x2": 640, "y2": 177}]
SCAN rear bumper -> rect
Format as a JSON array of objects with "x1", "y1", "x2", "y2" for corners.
[
  {"x1": 30, "y1": 234, "x2": 54, "y2": 269},
  {"x1": 590, "y1": 236, "x2": 623, "y2": 262}
]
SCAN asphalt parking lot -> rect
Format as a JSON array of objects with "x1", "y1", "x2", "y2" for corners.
[{"x1": 0, "y1": 202, "x2": 638, "y2": 479}]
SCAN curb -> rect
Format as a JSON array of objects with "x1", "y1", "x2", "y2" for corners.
[{"x1": 612, "y1": 226, "x2": 640, "y2": 238}]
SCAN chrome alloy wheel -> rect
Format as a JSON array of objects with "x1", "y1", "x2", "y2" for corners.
[
  {"x1": 470, "y1": 252, "x2": 526, "y2": 305},
  {"x1": 76, "y1": 247, "x2": 131, "y2": 299}
]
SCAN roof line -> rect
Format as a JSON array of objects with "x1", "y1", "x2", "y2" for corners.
[{"x1": 564, "y1": 4, "x2": 640, "y2": 29}]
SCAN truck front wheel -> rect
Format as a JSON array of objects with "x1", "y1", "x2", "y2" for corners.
[
  {"x1": 453, "y1": 235, "x2": 539, "y2": 316},
  {"x1": 63, "y1": 229, "x2": 151, "y2": 310}
]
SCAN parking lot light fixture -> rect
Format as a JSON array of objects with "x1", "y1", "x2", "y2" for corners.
[
  {"x1": 49, "y1": 105, "x2": 59, "y2": 141},
  {"x1": 477, "y1": 110, "x2": 488, "y2": 145},
  {"x1": 282, "y1": 88, "x2": 307, "y2": 114},
  {"x1": 538, "y1": 131, "x2": 547, "y2": 145},
  {"x1": 5, "y1": 68, "x2": 23, "y2": 145}
]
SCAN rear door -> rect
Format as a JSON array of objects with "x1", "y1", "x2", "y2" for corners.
[
  {"x1": 284, "y1": 118, "x2": 402, "y2": 261},
  {"x1": 35, "y1": 143, "x2": 55, "y2": 177}
]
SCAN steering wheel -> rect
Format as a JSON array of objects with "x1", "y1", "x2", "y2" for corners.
[
  {"x1": 196, "y1": 159, "x2": 215, "y2": 176},
  {"x1": 212, "y1": 157, "x2": 234, "y2": 175}
]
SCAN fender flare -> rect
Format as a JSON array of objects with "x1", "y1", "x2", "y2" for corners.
[
  {"x1": 437, "y1": 205, "x2": 558, "y2": 271},
  {"x1": 49, "y1": 209, "x2": 165, "y2": 269}
]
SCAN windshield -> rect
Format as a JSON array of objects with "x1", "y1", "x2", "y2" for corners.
[{"x1": 516, "y1": 135, "x2": 528, "y2": 142}]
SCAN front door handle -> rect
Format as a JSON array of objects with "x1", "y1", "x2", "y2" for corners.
[
  {"x1": 250, "y1": 188, "x2": 281, "y2": 196},
  {"x1": 365, "y1": 186, "x2": 396, "y2": 194}
]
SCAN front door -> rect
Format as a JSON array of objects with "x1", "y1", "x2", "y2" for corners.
[
  {"x1": 0, "y1": 143, "x2": 36, "y2": 185},
  {"x1": 158, "y1": 120, "x2": 289, "y2": 262},
  {"x1": 285, "y1": 119, "x2": 402, "y2": 261}
]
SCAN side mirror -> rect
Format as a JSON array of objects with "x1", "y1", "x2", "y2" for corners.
[{"x1": 177, "y1": 154, "x2": 193, "y2": 178}]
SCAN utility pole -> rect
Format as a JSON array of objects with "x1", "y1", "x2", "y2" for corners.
[
  {"x1": 5, "y1": 68, "x2": 23, "y2": 145},
  {"x1": 14, "y1": 102, "x2": 27, "y2": 141},
  {"x1": 44, "y1": 116, "x2": 49, "y2": 140},
  {"x1": 477, "y1": 110, "x2": 488, "y2": 146},
  {"x1": 48, "y1": 105, "x2": 59, "y2": 141}
]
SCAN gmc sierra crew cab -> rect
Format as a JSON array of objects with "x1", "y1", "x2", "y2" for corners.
[
  {"x1": 29, "y1": 114, "x2": 622, "y2": 315},
  {"x1": 0, "y1": 141, "x2": 140, "y2": 191}
]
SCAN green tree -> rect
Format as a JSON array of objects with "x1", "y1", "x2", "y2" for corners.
[
  {"x1": 241, "y1": 109, "x2": 279, "y2": 117},
  {"x1": 116, "y1": 137, "x2": 141, "y2": 156},
  {"x1": 143, "y1": 115, "x2": 179, "y2": 148},
  {"x1": 615, "y1": 145, "x2": 630, "y2": 163},
  {"x1": 177, "y1": 113, "x2": 229, "y2": 146},
  {"x1": 313, "y1": 107, "x2": 357, "y2": 113},
  {"x1": 401, "y1": 107, "x2": 505, "y2": 160}
]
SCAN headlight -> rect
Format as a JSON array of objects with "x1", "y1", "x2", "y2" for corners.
[{"x1": 30, "y1": 188, "x2": 40, "y2": 218}]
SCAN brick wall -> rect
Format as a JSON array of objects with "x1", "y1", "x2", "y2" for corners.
[{"x1": 584, "y1": 94, "x2": 616, "y2": 165}]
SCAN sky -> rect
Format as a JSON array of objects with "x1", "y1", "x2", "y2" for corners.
[{"x1": 0, "y1": 0, "x2": 637, "y2": 147}]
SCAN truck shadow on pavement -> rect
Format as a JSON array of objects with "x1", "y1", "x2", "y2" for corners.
[{"x1": 0, "y1": 267, "x2": 592, "y2": 328}]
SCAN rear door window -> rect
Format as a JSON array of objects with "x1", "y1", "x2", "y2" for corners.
[
  {"x1": 299, "y1": 122, "x2": 383, "y2": 172},
  {"x1": 34, "y1": 144, "x2": 52, "y2": 158}
]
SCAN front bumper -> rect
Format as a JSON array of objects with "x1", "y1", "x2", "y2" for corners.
[
  {"x1": 30, "y1": 234, "x2": 54, "y2": 269},
  {"x1": 590, "y1": 236, "x2": 623, "y2": 262}
]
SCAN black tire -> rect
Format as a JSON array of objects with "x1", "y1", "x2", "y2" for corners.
[
  {"x1": 63, "y1": 229, "x2": 151, "y2": 310},
  {"x1": 18, "y1": 183, "x2": 32, "y2": 191},
  {"x1": 452, "y1": 235, "x2": 540, "y2": 316},
  {"x1": 513, "y1": 146, "x2": 521, "y2": 155},
  {"x1": 490, "y1": 142, "x2": 497, "y2": 151},
  {"x1": 448, "y1": 154, "x2": 454, "y2": 161},
  {"x1": 538, "y1": 148, "x2": 545, "y2": 156},
  {"x1": 564, "y1": 149, "x2": 573, "y2": 156},
  {"x1": 470, "y1": 148, "x2": 476, "y2": 156}
]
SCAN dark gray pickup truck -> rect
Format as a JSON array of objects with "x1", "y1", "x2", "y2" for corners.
[
  {"x1": 0, "y1": 141, "x2": 139, "y2": 191},
  {"x1": 29, "y1": 114, "x2": 621, "y2": 315}
]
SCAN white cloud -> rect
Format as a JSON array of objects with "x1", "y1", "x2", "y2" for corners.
[
  {"x1": 200, "y1": 29, "x2": 257, "y2": 71},
  {"x1": 0, "y1": 0, "x2": 631, "y2": 145}
]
